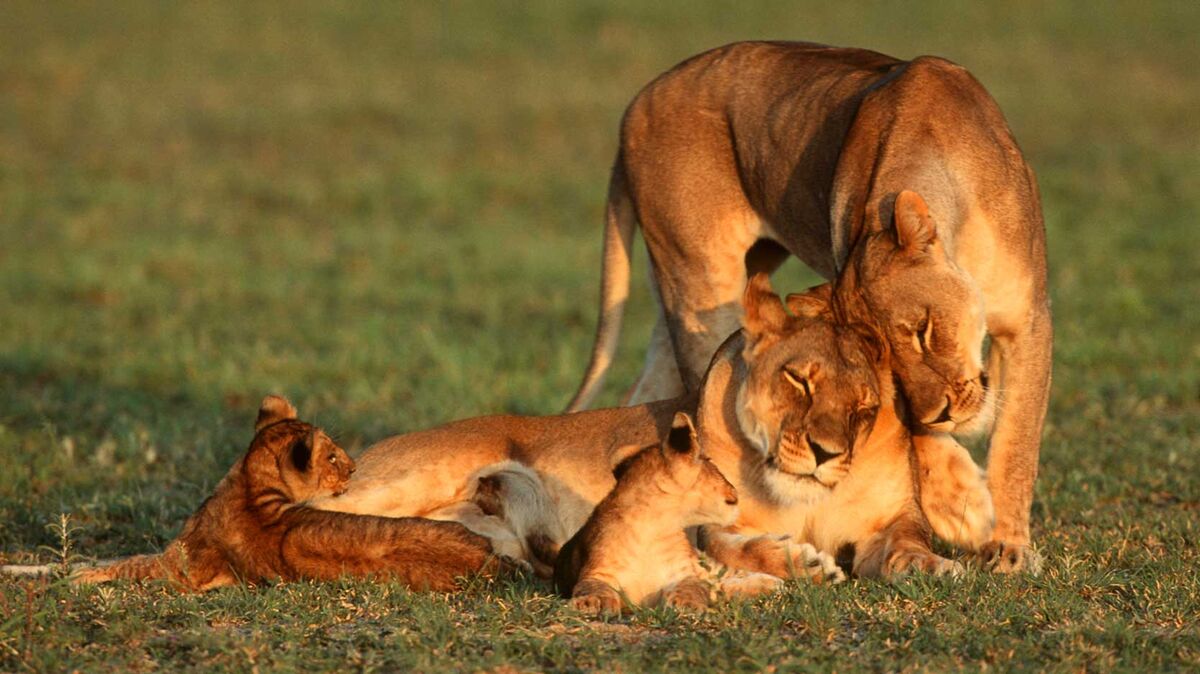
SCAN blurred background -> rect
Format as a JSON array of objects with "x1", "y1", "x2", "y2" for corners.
[{"x1": 0, "y1": 1, "x2": 1196, "y2": 553}]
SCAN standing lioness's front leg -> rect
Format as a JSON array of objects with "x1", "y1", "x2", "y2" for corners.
[{"x1": 981, "y1": 308, "x2": 1052, "y2": 574}]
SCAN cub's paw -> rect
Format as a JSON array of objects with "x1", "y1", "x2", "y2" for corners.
[
  {"x1": 661, "y1": 579, "x2": 712, "y2": 612},
  {"x1": 978, "y1": 541, "x2": 1043, "y2": 575},
  {"x1": 887, "y1": 550, "x2": 964, "y2": 577},
  {"x1": 789, "y1": 542, "x2": 846, "y2": 585},
  {"x1": 570, "y1": 580, "x2": 623, "y2": 616}
]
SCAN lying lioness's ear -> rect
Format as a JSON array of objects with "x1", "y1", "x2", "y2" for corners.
[
  {"x1": 742, "y1": 273, "x2": 788, "y2": 340},
  {"x1": 893, "y1": 190, "x2": 939, "y2": 252},
  {"x1": 665, "y1": 411, "x2": 699, "y2": 458},
  {"x1": 785, "y1": 284, "x2": 834, "y2": 319},
  {"x1": 256, "y1": 395, "x2": 298, "y2": 432}
]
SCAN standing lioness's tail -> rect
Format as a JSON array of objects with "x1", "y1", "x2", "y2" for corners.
[{"x1": 565, "y1": 160, "x2": 638, "y2": 412}]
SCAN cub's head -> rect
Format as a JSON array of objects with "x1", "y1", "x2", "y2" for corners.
[
  {"x1": 247, "y1": 395, "x2": 355, "y2": 503},
  {"x1": 735, "y1": 275, "x2": 880, "y2": 501},
  {"x1": 612, "y1": 412, "x2": 739, "y2": 528},
  {"x1": 840, "y1": 191, "x2": 989, "y2": 433}
]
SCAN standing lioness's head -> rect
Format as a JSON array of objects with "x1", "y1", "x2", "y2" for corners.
[{"x1": 840, "y1": 191, "x2": 990, "y2": 434}]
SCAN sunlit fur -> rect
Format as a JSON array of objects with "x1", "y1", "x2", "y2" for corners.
[
  {"x1": 554, "y1": 412, "x2": 769, "y2": 614},
  {"x1": 564, "y1": 42, "x2": 1051, "y2": 571},
  {"x1": 72, "y1": 396, "x2": 503, "y2": 592}
]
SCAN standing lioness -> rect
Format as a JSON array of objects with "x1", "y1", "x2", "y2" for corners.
[{"x1": 567, "y1": 41, "x2": 1050, "y2": 572}]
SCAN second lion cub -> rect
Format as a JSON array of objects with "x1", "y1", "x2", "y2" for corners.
[{"x1": 554, "y1": 412, "x2": 807, "y2": 614}]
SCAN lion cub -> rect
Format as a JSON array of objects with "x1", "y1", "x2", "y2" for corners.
[
  {"x1": 73, "y1": 396, "x2": 505, "y2": 592},
  {"x1": 553, "y1": 412, "x2": 781, "y2": 614}
]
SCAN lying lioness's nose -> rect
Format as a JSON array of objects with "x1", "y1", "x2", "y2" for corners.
[
  {"x1": 979, "y1": 371, "x2": 989, "y2": 389},
  {"x1": 807, "y1": 435, "x2": 842, "y2": 466}
]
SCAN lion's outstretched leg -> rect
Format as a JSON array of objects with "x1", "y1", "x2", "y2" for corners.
[
  {"x1": 700, "y1": 527, "x2": 845, "y2": 584},
  {"x1": 913, "y1": 433, "x2": 994, "y2": 550}
]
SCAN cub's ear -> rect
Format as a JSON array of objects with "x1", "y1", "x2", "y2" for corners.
[
  {"x1": 785, "y1": 284, "x2": 834, "y2": 319},
  {"x1": 664, "y1": 411, "x2": 699, "y2": 459},
  {"x1": 892, "y1": 190, "x2": 939, "y2": 252},
  {"x1": 256, "y1": 395, "x2": 298, "y2": 432},
  {"x1": 288, "y1": 432, "x2": 314, "y2": 473},
  {"x1": 742, "y1": 272, "x2": 789, "y2": 340}
]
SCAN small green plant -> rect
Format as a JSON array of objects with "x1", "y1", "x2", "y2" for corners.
[{"x1": 39, "y1": 513, "x2": 83, "y2": 577}]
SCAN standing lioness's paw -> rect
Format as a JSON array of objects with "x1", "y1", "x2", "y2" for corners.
[{"x1": 978, "y1": 541, "x2": 1043, "y2": 575}]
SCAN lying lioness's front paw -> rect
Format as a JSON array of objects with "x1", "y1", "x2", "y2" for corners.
[
  {"x1": 978, "y1": 541, "x2": 1043, "y2": 575},
  {"x1": 791, "y1": 542, "x2": 846, "y2": 585},
  {"x1": 887, "y1": 550, "x2": 964, "y2": 577}
]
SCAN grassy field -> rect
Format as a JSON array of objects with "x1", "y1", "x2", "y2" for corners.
[{"x1": 1, "y1": 1, "x2": 1198, "y2": 671}]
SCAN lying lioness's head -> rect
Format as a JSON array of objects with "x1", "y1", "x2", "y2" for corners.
[
  {"x1": 839, "y1": 191, "x2": 989, "y2": 433},
  {"x1": 735, "y1": 275, "x2": 880, "y2": 501},
  {"x1": 249, "y1": 395, "x2": 356, "y2": 501}
]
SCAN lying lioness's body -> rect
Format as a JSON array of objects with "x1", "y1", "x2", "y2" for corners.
[
  {"x1": 318, "y1": 277, "x2": 974, "y2": 580},
  {"x1": 72, "y1": 396, "x2": 503, "y2": 592},
  {"x1": 554, "y1": 412, "x2": 796, "y2": 614},
  {"x1": 567, "y1": 42, "x2": 1050, "y2": 572}
]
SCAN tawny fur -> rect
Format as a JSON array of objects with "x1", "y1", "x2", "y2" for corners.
[
  {"x1": 566, "y1": 41, "x2": 1050, "y2": 572},
  {"x1": 553, "y1": 412, "x2": 781, "y2": 614},
  {"x1": 73, "y1": 396, "x2": 503, "y2": 592},
  {"x1": 695, "y1": 276, "x2": 962, "y2": 579},
  {"x1": 316, "y1": 277, "x2": 981, "y2": 581}
]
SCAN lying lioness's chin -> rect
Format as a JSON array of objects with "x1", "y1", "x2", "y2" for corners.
[{"x1": 761, "y1": 459, "x2": 840, "y2": 504}]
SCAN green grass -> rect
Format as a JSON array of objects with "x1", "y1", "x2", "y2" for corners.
[{"x1": 1, "y1": 1, "x2": 1198, "y2": 671}]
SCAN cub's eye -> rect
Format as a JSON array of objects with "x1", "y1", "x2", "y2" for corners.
[
  {"x1": 782, "y1": 368, "x2": 811, "y2": 397},
  {"x1": 328, "y1": 454, "x2": 338, "y2": 464}
]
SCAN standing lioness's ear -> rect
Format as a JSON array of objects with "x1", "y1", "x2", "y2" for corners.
[{"x1": 256, "y1": 395, "x2": 298, "y2": 432}]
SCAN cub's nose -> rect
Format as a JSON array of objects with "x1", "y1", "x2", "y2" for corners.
[
  {"x1": 979, "y1": 371, "x2": 989, "y2": 390},
  {"x1": 725, "y1": 490, "x2": 739, "y2": 506},
  {"x1": 807, "y1": 435, "x2": 842, "y2": 466}
]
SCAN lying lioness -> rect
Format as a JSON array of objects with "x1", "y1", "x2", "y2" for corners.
[
  {"x1": 566, "y1": 41, "x2": 1050, "y2": 573},
  {"x1": 317, "y1": 276, "x2": 979, "y2": 580}
]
